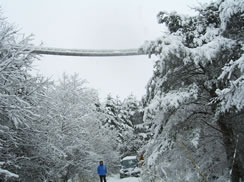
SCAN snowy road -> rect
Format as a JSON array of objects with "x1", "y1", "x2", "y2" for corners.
[{"x1": 108, "y1": 175, "x2": 141, "y2": 182}]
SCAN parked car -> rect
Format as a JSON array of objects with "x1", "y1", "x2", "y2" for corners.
[{"x1": 120, "y1": 156, "x2": 141, "y2": 178}]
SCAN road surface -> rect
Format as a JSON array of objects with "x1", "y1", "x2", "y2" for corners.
[{"x1": 108, "y1": 175, "x2": 141, "y2": 182}]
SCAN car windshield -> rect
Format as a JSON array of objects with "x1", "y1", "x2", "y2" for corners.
[{"x1": 121, "y1": 159, "x2": 137, "y2": 169}]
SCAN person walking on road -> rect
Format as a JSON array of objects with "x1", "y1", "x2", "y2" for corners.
[{"x1": 97, "y1": 161, "x2": 107, "y2": 182}]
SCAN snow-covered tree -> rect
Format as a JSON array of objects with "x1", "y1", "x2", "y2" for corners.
[
  {"x1": 0, "y1": 12, "x2": 54, "y2": 181},
  {"x1": 42, "y1": 74, "x2": 119, "y2": 181},
  {"x1": 99, "y1": 94, "x2": 148, "y2": 158},
  {"x1": 0, "y1": 12, "x2": 119, "y2": 181},
  {"x1": 141, "y1": 0, "x2": 244, "y2": 181},
  {"x1": 101, "y1": 94, "x2": 134, "y2": 143}
]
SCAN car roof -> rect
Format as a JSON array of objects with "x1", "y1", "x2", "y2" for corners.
[{"x1": 121, "y1": 156, "x2": 137, "y2": 161}]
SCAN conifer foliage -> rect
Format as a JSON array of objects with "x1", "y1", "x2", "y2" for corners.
[
  {"x1": 100, "y1": 94, "x2": 147, "y2": 157},
  {"x1": 141, "y1": 0, "x2": 244, "y2": 181}
]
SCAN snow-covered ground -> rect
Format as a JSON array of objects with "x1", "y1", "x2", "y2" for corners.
[{"x1": 108, "y1": 174, "x2": 141, "y2": 182}]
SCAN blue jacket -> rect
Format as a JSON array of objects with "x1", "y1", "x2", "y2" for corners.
[{"x1": 97, "y1": 165, "x2": 107, "y2": 176}]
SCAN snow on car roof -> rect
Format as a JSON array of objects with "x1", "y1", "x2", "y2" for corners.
[{"x1": 121, "y1": 156, "x2": 137, "y2": 161}]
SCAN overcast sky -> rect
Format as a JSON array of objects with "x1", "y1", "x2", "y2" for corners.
[{"x1": 1, "y1": 0, "x2": 211, "y2": 100}]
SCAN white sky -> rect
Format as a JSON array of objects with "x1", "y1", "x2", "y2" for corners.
[{"x1": 1, "y1": 0, "x2": 212, "y2": 100}]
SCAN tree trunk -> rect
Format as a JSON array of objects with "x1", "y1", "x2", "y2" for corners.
[{"x1": 217, "y1": 114, "x2": 243, "y2": 182}]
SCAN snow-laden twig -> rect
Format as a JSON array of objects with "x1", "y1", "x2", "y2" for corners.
[{"x1": 0, "y1": 168, "x2": 19, "y2": 178}]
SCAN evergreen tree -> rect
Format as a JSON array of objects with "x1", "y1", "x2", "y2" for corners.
[{"x1": 141, "y1": 0, "x2": 244, "y2": 181}]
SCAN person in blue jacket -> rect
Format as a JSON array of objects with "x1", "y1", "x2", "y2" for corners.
[{"x1": 97, "y1": 161, "x2": 107, "y2": 182}]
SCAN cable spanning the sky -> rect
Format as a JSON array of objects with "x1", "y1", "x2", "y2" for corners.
[{"x1": 27, "y1": 46, "x2": 146, "y2": 57}]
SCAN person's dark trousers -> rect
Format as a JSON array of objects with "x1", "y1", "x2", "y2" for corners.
[{"x1": 99, "y1": 175, "x2": 106, "y2": 182}]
